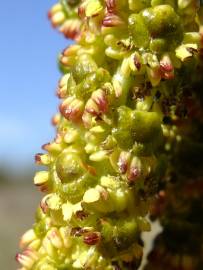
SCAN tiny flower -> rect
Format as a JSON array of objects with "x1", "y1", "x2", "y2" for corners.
[
  {"x1": 62, "y1": 202, "x2": 74, "y2": 221},
  {"x1": 42, "y1": 140, "x2": 64, "y2": 153},
  {"x1": 91, "y1": 89, "x2": 108, "y2": 113},
  {"x1": 133, "y1": 53, "x2": 142, "y2": 71},
  {"x1": 146, "y1": 66, "x2": 161, "y2": 87},
  {"x1": 82, "y1": 90, "x2": 108, "y2": 127},
  {"x1": 16, "y1": 249, "x2": 38, "y2": 269},
  {"x1": 59, "y1": 227, "x2": 73, "y2": 249},
  {"x1": 89, "y1": 150, "x2": 109, "y2": 161},
  {"x1": 56, "y1": 73, "x2": 70, "y2": 98},
  {"x1": 82, "y1": 110, "x2": 93, "y2": 128},
  {"x1": 117, "y1": 151, "x2": 131, "y2": 174},
  {"x1": 103, "y1": 0, "x2": 124, "y2": 27},
  {"x1": 60, "y1": 19, "x2": 81, "y2": 40},
  {"x1": 35, "y1": 153, "x2": 51, "y2": 165},
  {"x1": 127, "y1": 157, "x2": 141, "y2": 184},
  {"x1": 60, "y1": 53, "x2": 75, "y2": 67},
  {"x1": 63, "y1": 44, "x2": 81, "y2": 57},
  {"x1": 175, "y1": 43, "x2": 198, "y2": 61},
  {"x1": 159, "y1": 54, "x2": 174, "y2": 80},
  {"x1": 48, "y1": 4, "x2": 66, "y2": 27},
  {"x1": 47, "y1": 228, "x2": 63, "y2": 249},
  {"x1": 33, "y1": 171, "x2": 50, "y2": 192},
  {"x1": 85, "y1": 99, "x2": 100, "y2": 116},
  {"x1": 27, "y1": 239, "x2": 41, "y2": 251},
  {"x1": 102, "y1": 13, "x2": 124, "y2": 27},
  {"x1": 42, "y1": 236, "x2": 57, "y2": 258},
  {"x1": 64, "y1": 128, "x2": 79, "y2": 144},
  {"x1": 20, "y1": 229, "x2": 37, "y2": 249},
  {"x1": 59, "y1": 97, "x2": 84, "y2": 122},
  {"x1": 40, "y1": 195, "x2": 49, "y2": 213},
  {"x1": 112, "y1": 74, "x2": 123, "y2": 97},
  {"x1": 46, "y1": 193, "x2": 62, "y2": 211}
]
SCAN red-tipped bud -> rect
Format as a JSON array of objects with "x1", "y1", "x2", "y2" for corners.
[
  {"x1": 60, "y1": 19, "x2": 81, "y2": 40},
  {"x1": 84, "y1": 89, "x2": 108, "y2": 121},
  {"x1": 59, "y1": 97, "x2": 84, "y2": 122},
  {"x1": 57, "y1": 74, "x2": 70, "y2": 99},
  {"x1": 85, "y1": 99, "x2": 100, "y2": 116},
  {"x1": 159, "y1": 55, "x2": 174, "y2": 80},
  {"x1": 16, "y1": 249, "x2": 38, "y2": 269},
  {"x1": 91, "y1": 89, "x2": 108, "y2": 113},
  {"x1": 102, "y1": 13, "x2": 124, "y2": 27}
]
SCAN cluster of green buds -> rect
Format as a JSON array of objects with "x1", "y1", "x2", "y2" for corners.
[{"x1": 17, "y1": 0, "x2": 203, "y2": 269}]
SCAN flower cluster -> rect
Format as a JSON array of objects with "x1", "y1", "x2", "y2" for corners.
[{"x1": 17, "y1": 0, "x2": 203, "y2": 269}]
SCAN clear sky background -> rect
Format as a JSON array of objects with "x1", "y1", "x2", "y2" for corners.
[{"x1": 0, "y1": 0, "x2": 71, "y2": 168}]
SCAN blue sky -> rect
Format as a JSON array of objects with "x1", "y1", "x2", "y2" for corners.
[{"x1": 0, "y1": 1, "x2": 72, "y2": 167}]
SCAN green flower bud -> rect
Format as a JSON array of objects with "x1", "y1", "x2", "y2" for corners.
[
  {"x1": 141, "y1": 5, "x2": 182, "y2": 40},
  {"x1": 113, "y1": 106, "x2": 162, "y2": 149},
  {"x1": 56, "y1": 151, "x2": 85, "y2": 182},
  {"x1": 128, "y1": 14, "x2": 150, "y2": 48}
]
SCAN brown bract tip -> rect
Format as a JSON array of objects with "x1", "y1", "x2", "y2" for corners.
[
  {"x1": 127, "y1": 167, "x2": 140, "y2": 184},
  {"x1": 35, "y1": 153, "x2": 43, "y2": 164},
  {"x1": 134, "y1": 55, "x2": 141, "y2": 71},
  {"x1": 76, "y1": 210, "x2": 89, "y2": 220},
  {"x1": 42, "y1": 143, "x2": 50, "y2": 151},
  {"x1": 83, "y1": 232, "x2": 101, "y2": 245}
]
